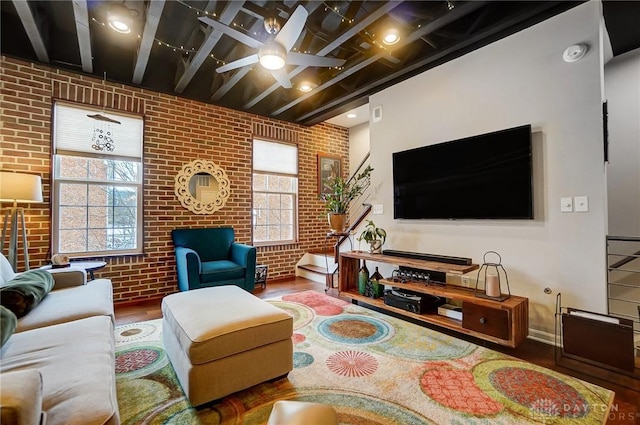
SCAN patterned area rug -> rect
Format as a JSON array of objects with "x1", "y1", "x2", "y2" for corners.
[{"x1": 115, "y1": 291, "x2": 614, "y2": 424}]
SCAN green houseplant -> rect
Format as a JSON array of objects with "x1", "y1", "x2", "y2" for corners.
[
  {"x1": 322, "y1": 165, "x2": 373, "y2": 232},
  {"x1": 357, "y1": 219, "x2": 387, "y2": 253}
]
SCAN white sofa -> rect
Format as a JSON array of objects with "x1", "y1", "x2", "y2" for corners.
[{"x1": 0, "y1": 254, "x2": 120, "y2": 425}]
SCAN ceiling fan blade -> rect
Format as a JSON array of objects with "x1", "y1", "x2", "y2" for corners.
[
  {"x1": 286, "y1": 52, "x2": 346, "y2": 68},
  {"x1": 270, "y1": 68, "x2": 293, "y2": 89},
  {"x1": 274, "y1": 5, "x2": 308, "y2": 52},
  {"x1": 198, "y1": 16, "x2": 263, "y2": 49},
  {"x1": 216, "y1": 54, "x2": 259, "y2": 73}
]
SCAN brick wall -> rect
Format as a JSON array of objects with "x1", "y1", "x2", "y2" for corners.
[{"x1": 0, "y1": 56, "x2": 349, "y2": 303}]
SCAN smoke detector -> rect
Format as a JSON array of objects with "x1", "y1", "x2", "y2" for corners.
[{"x1": 563, "y1": 44, "x2": 588, "y2": 63}]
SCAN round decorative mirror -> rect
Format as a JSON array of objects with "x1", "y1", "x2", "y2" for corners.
[{"x1": 175, "y1": 159, "x2": 230, "y2": 214}]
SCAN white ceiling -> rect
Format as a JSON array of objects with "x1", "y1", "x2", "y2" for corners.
[{"x1": 325, "y1": 104, "x2": 369, "y2": 129}]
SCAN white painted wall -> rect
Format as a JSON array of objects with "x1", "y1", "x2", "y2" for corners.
[
  {"x1": 349, "y1": 122, "x2": 370, "y2": 175},
  {"x1": 368, "y1": 1, "x2": 606, "y2": 341},
  {"x1": 605, "y1": 47, "x2": 640, "y2": 237}
]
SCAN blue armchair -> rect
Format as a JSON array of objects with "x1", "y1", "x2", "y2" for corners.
[{"x1": 171, "y1": 227, "x2": 257, "y2": 292}]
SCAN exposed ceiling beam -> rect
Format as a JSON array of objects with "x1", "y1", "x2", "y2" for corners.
[
  {"x1": 132, "y1": 0, "x2": 166, "y2": 84},
  {"x1": 273, "y1": 1, "x2": 487, "y2": 117},
  {"x1": 71, "y1": 0, "x2": 92, "y2": 73},
  {"x1": 11, "y1": 0, "x2": 49, "y2": 63},
  {"x1": 298, "y1": 1, "x2": 562, "y2": 125},
  {"x1": 174, "y1": 1, "x2": 245, "y2": 93},
  {"x1": 182, "y1": 1, "x2": 217, "y2": 54},
  {"x1": 210, "y1": 53, "x2": 253, "y2": 102},
  {"x1": 243, "y1": 1, "x2": 405, "y2": 110},
  {"x1": 240, "y1": 3, "x2": 269, "y2": 20},
  {"x1": 210, "y1": 18, "x2": 264, "y2": 101}
]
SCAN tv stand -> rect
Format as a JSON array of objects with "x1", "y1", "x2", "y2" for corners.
[{"x1": 338, "y1": 251, "x2": 529, "y2": 348}]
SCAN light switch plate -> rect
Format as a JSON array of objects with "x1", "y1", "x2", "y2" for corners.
[
  {"x1": 574, "y1": 196, "x2": 589, "y2": 212},
  {"x1": 372, "y1": 204, "x2": 383, "y2": 214},
  {"x1": 561, "y1": 197, "x2": 573, "y2": 212}
]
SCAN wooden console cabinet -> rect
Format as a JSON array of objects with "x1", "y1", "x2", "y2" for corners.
[{"x1": 338, "y1": 251, "x2": 529, "y2": 348}]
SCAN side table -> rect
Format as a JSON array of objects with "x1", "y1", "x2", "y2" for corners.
[
  {"x1": 324, "y1": 232, "x2": 353, "y2": 292},
  {"x1": 41, "y1": 261, "x2": 107, "y2": 281}
]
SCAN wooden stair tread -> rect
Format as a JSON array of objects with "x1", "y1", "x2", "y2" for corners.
[
  {"x1": 308, "y1": 247, "x2": 335, "y2": 256},
  {"x1": 298, "y1": 264, "x2": 332, "y2": 275}
]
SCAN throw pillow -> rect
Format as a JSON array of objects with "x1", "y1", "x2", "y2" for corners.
[
  {"x1": 1, "y1": 305, "x2": 17, "y2": 348},
  {"x1": 0, "y1": 270, "x2": 55, "y2": 318},
  {"x1": 0, "y1": 253, "x2": 17, "y2": 287}
]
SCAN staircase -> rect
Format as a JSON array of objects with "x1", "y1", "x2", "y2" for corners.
[
  {"x1": 606, "y1": 236, "x2": 640, "y2": 356},
  {"x1": 297, "y1": 153, "x2": 372, "y2": 287}
]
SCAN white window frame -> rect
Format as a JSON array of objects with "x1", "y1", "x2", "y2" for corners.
[
  {"x1": 51, "y1": 100, "x2": 144, "y2": 257},
  {"x1": 252, "y1": 139, "x2": 299, "y2": 246}
]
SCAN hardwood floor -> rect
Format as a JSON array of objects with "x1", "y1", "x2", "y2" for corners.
[{"x1": 114, "y1": 277, "x2": 639, "y2": 424}]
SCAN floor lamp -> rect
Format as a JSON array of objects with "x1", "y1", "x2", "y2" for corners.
[{"x1": 0, "y1": 172, "x2": 43, "y2": 272}]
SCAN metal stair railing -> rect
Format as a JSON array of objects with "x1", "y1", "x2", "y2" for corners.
[
  {"x1": 323, "y1": 153, "x2": 373, "y2": 291},
  {"x1": 333, "y1": 152, "x2": 372, "y2": 263},
  {"x1": 335, "y1": 153, "x2": 372, "y2": 258},
  {"x1": 606, "y1": 236, "x2": 640, "y2": 350}
]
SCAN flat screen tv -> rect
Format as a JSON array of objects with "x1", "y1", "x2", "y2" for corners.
[{"x1": 393, "y1": 124, "x2": 533, "y2": 220}]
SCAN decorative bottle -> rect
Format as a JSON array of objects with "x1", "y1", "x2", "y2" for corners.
[
  {"x1": 358, "y1": 260, "x2": 370, "y2": 295},
  {"x1": 370, "y1": 267, "x2": 385, "y2": 298}
]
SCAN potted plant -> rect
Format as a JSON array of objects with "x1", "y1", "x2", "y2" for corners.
[
  {"x1": 357, "y1": 219, "x2": 387, "y2": 253},
  {"x1": 321, "y1": 165, "x2": 373, "y2": 233}
]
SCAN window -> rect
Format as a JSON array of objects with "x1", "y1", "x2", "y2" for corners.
[
  {"x1": 252, "y1": 139, "x2": 298, "y2": 245},
  {"x1": 52, "y1": 101, "x2": 143, "y2": 256}
]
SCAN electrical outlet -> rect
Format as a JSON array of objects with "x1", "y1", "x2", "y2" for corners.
[
  {"x1": 461, "y1": 275, "x2": 473, "y2": 287},
  {"x1": 372, "y1": 204, "x2": 383, "y2": 214}
]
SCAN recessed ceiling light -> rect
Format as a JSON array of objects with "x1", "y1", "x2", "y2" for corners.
[
  {"x1": 107, "y1": 4, "x2": 133, "y2": 34},
  {"x1": 299, "y1": 82, "x2": 314, "y2": 92},
  {"x1": 382, "y1": 28, "x2": 400, "y2": 45},
  {"x1": 347, "y1": 113, "x2": 357, "y2": 118}
]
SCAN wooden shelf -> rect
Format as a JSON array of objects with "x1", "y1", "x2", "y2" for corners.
[
  {"x1": 340, "y1": 250, "x2": 478, "y2": 274},
  {"x1": 338, "y1": 251, "x2": 529, "y2": 348}
]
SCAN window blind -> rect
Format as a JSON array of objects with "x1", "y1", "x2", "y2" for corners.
[
  {"x1": 253, "y1": 139, "x2": 298, "y2": 174},
  {"x1": 53, "y1": 101, "x2": 143, "y2": 160}
]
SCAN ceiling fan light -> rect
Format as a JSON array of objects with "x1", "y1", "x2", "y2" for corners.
[
  {"x1": 107, "y1": 4, "x2": 133, "y2": 34},
  {"x1": 383, "y1": 28, "x2": 400, "y2": 45},
  {"x1": 260, "y1": 54, "x2": 285, "y2": 70},
  {"x1": 259, "y1": 43, "x2": 286, "y2": 70}
]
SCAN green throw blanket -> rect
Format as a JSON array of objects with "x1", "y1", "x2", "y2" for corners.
[{"x1": 0, "y1": 270, "x2": 55, "y2": 318}]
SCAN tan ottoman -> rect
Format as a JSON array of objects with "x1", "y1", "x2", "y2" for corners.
[
  {"x1": 161, "y1": 286, "x2": 293, "y2": 406},
  {"x1": 267, "y1": 401, "x2": 338, "y2": 425}
]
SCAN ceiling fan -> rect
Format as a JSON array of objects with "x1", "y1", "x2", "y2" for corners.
[{"x1": 198, "y1": 5, "x2": 346, "y2": 89}]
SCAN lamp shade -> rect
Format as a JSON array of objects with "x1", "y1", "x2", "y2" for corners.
[{"x1": 0, "y1": 172, "x2": 43, "y2": 203}]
